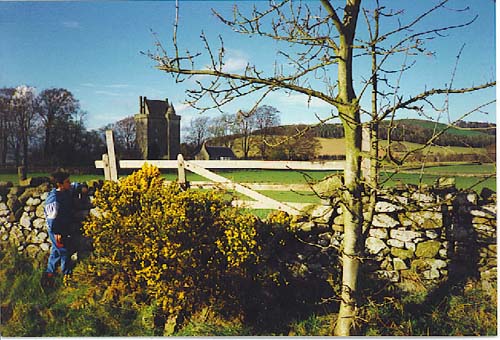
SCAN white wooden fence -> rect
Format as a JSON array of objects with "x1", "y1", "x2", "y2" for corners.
[{"x1": 95, "y1": 130, "x2": 369, "y2": 215}]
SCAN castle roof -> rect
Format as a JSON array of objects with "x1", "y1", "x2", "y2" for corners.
[{"x1": 145, "y1": 98, "x2": 168, "y2": 116}]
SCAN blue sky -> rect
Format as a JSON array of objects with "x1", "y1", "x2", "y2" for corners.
[{"x1": 0, "y1": 1, "x2": 496, "y2": 133}]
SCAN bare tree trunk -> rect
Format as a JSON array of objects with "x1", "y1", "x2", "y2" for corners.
[
  {"x1": 335, "y1": 122, "x2": 363, "y2": 336},
  {"x1": 332, "y1": 1, "x2": 362, "y2": 335},
  {"x1": 22, "y1": 132, "x2": 29, "y2": 171},
  {"x1": 14, "y1": 140, "x2": 20, "y2": 168},
  {"x1": 0, "y1": 138, "x2": 6, "y2": 165},
  {"x1": 334, "y1": 0, "x2": 363, "y2": 336},
  {"x1": 242, "y1": 132, "x2": 250, "y2": 159},
  {"x1": 43, "y1": 122, "x2": 51, "y2": 158},
  {"x1": 0, "y1": 120, "x2": 6, "y2": 165}
]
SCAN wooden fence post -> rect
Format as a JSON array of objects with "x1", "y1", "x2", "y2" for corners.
[
  {"x1": 102, "y1": 154, "x2": 111, "y2": 181},
  {"x1": 177, "y1": 154, "x2": 188, "y2": 189},
  {"x1": 361, "y1": 126, "x2": 371, "y2": 182},
  {"x1": 105, "y1": 130, "x2": 118, "y2": 181}
]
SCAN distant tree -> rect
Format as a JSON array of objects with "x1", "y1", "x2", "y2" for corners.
[
  {"x1": 80, "y1": 127, "x2": 109, "y2": 167},
  {"x1": 185, "y1": 115, "x2": 211, "y2": 150},
  {"x1": 271, "y1": 125, "x2": 320, "y2": 160},
  {"x1": 48, "y1": 111, "x2": 88, "y2": 166},
  {"x1": 37, "y1": 88, "x2": 80, "y2": 160},
  {"x1": 0, "y1": 88, "x2": 15, "y2": 165},
  {"x1": 116, "y1": 116, "x2": 138, "y2": 158},
  {"x1": 180, "y1": 142, "x2": 197, "y2": 159},
  {"x1": 233, "y1": 110, "x2": 255, "y2": 159},
  {"x1": 253, "y1": 105, "x2": 280, "y2": 159},
  {"x1": 104, "y1": 116, "x2": 139, "y2": 159},
  {"x1": 208, "y1": 113, "x2": 235, "y2": 147},
  {"x1": 315, "y1": 124, "x2": 345, "y2": 138},
  {"x1": 11, "y1": 86, "x2": 38, "y2": 169}
]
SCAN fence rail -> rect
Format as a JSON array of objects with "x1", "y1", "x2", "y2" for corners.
[
  {"x1": 95, "y1": 129, "x2": 370, "y2": 215},
  {"x1": 95, "y1": 159, "x2": 345, "y2": 171}
]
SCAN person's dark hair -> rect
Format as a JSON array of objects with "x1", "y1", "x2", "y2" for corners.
[{"x1": 51, "y1": 171, "x2": 70, "y2": 185}]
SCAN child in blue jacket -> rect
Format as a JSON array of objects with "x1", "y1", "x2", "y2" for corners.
[{"x1": 44, "y1": 171, "x2": 81, "y2": 277}]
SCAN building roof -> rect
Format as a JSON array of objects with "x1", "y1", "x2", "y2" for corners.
[
  {"x1": 145, "y1": 99, "x2": 168, "y2": 116},
  {"x1": 194, "y1": 142, "x2": 236, "y2": 159},
  {"x1": 205, "y1": 145, "x2": 236, "y2": 159}
]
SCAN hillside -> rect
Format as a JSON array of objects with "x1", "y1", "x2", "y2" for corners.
[
  {"x1": 263, "y1": 119, "x2": 495, "y2": 148},
  {"x1": 207, "y1": 119, "x2": 495, "y2": 161},
  {"x1": 394, "y1": 119, "x2": 494, "y2": 137},
  {"x1": 316, "y1": 138, "x2": 490, "y2": 163}
]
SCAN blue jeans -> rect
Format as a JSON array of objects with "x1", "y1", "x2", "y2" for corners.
[{"x1": 46, "y1": 229, "x2": 72, "y2": 275}]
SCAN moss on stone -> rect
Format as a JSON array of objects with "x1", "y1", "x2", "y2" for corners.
[
  {"x1": 391, "y1": 247, "x2": 414, "y2": 260},
  {"x1": 415, "y1": 240, "x2": 441, "y2": 258}
]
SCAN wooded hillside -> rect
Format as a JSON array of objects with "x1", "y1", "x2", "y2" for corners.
[{"x1": 207, "y1": 119, "x2": 495, "y2": 161}]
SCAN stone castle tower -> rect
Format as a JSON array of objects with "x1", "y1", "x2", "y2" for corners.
[{"x1": 134, "y1": 96, "x2": 181, "y2": 160}]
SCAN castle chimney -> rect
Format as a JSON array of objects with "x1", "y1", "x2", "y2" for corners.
[{"x1": 139, "y1": 96, "x2": 143, "y2": 114}]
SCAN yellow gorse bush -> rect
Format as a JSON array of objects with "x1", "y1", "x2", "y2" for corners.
[{"x1": 80, "y1": 164, "x2": 259, "y2": 318}]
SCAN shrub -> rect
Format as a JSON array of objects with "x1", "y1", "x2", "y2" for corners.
[
  {"x1": 75, "y1": 164, "x2": 260, "y2": 332},
  {"x1": 234, "y1": 210, "x2": 340, "y2": 333}
]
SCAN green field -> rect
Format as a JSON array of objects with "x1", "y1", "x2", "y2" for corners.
[
  {"x1": 399, "y1": 163, "x2": 496, "y2": 174},
  {"x1": 1, "y1": 164, "x2": 495, "y2": 202},
  {"x1": 378, "y1": 140, "x2": 488, "y2": 156},
  {"x1": 390, "y1": 119, "x2": 491, "y2": 137}
]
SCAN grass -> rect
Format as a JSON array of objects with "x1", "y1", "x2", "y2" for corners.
[
  {"x1": 361, "y1": 282, "x2": 497, "y2": 336},
  {"x1": 400, "y1": 163, "x2": 496, "y2": 174},
  {"x1": 379, "y1": 172, "x2": 496, "y2": 192},
  {"x1": 318, "y1": 138, "x2": 488, "y2": 157},
  {"x1": 378, "y1": 140, "x2": 488, "y2": 156},
  {"x1": 259, "y1": 190, "x2": 322, "y2": 204},
  {"x1": 1, "y1": 244, "x2": 495, "y2": 336}
]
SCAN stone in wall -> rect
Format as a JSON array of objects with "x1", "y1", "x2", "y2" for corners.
[
  {"x1": 410, "y1": 192, "x2": 434, "y2": 204},
  {"x1": 6, "y1": 195, "x2": 21, "y2": 214},
  {"x1": 391, "y1": 247, "x2": 414, "y2": 260},
  {"x1": 425, "y1": 230, "x2": 439, "y2": 239},
  {"x1": 373, "y1": 270, "x2": 399, "y2": 283},
  {"x1": 390, "y1": 229, "x2": 422, "y2": 242},
  {"x1": 369, "y1": 228, "x2": 388, "y2": 239},
  {"x1": 393, "y1": 258, "x2": 408, "y2": 270},
  {"x1": 366, "y1": 237, "x2": 387, "y2": 255},
  {"x1": 372, "y1": 213, "x2": 399, "y2": 228},
  {"x1": 20, "y1": 212, "x2": 32, "y2": 229},
  {"x1": 399, "y1": 210, "x2": 442, "y2": 229},
  {"x1": 375, "y1": 200, "x2": 404, "y2": 213},
  {"x1": 415, "y1": 240, "x2": 441, "y2": 258},
  {"x1": 387, "y1": 238, "x2": 405, "y2": 248}
]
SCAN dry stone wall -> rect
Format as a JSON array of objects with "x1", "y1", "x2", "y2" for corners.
[
  {"x1": 0, "y1": 177, "x2": 496, "y2": 293},
  {"x1": 300, "y1": 184, "x2": 497, "y2": 292},
  {"x1": 0, "y1": 178, "x2": 98, "y2": 263}
]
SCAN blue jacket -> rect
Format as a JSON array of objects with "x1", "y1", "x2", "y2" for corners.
[{"x1": 44, "y1": 183, "x2": 79, "y2": 235}]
